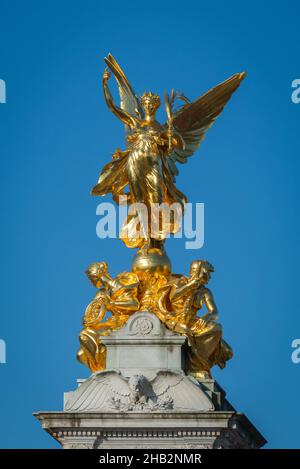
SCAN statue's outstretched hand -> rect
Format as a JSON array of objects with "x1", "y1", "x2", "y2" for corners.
[{"x1": 103, "y1": 67, "x2": 111, "y2": 82}]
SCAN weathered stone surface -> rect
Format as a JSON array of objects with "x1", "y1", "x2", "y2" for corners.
[
  {"x1": 34, "y1": 312, "x2": 266, "y2": 449},
  {"x1": 34, "y1": 411, "x2": 266, "y2": 449},
  {"x1": 63, "y1": 370, "x2": 214, "y2": 412},
  {"x1": 102, "y1": 311, "x2": 186, "y2": 374}
]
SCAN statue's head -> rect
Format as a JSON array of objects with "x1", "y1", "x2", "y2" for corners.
[
  {"x1": 189, "y1": 260, "x2": 214, "y2": 285},
  {"x1": 140, "y1": 92, "x2": 160, "y2": 116},
  {"x1": 85, "y1": 261, "x2": 108, "y2": 288},
  {"x1": 128, "y1": 375, "x2": 145, "y2": 396}
]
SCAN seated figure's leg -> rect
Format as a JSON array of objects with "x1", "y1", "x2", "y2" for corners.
[
  {"x1": 213, "y1": 338, "x2": 233, "y2": 369},
  {"x1": 77, "y1": 328, "x2": 106, "y2": 373},
  {"x1": 187, "y1": 321, "x2": 223, "y2": 378},
  {"x1": 102, "y1": 312, "x2": 131, "y2": 330}
]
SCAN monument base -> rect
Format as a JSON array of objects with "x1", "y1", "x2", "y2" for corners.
[
  {"x1": 34, "y1": 312, "x2": 266, "y2": 449},
  {"x1": 34, "y1": 409, "x2": 265, "y2": 449}
]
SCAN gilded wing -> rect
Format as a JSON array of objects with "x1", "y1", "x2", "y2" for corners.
[
  {"x1": 169, "y1": 72, "x2": 246, "y2": 164},
  {"x1": 104, "y1": 53, "x2": 144, "y2": 133}
]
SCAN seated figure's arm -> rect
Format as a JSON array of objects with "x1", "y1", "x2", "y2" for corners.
[
  {"x1": 169, "y1": 278, "x2": 198, "y2": 302},
  {"x1": 199, "y1": 288, "x2": 218, "y2": 321},
  {"x1": 109, "y1": 296, "x2": 139, "y2": 312}
]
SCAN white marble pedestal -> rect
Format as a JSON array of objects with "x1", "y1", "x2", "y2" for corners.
[{"x1": 34, "y1": 312, "x2": 266, "y2": 449}]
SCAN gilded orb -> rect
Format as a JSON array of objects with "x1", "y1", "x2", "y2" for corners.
[{"x1": 132, "y1": 248, "x2": 171, "y2": 275}]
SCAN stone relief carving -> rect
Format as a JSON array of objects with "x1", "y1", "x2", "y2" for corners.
[
  {"x1": 64, "y1": 369, "x2": 191, "y2": 412},
  {"x1": 108, "y1": 374, "x2": 174, "y2": 411},
  {"x1": 130, "y1": 317, "x2": 153, "y2": 336},
  {"x1": 109, "y1": 375, "x2": 174, "y2": 412}
]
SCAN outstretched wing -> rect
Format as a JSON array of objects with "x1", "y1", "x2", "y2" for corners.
[
  {"x1": 105, "y1": 53, "x2": 144, "y2": 133},
  {"x1": 150, "y1": 371, "x2": 184, "y2": 397},
  {"x1": 64, "y1": 370, "x2": 130, "y2": 411},
  {"x1": 150, "y1": 371, "x2": 215, "y2": 411},
  {"x1": 170, "y1": 72, "x2": 246, "y2": 164}
]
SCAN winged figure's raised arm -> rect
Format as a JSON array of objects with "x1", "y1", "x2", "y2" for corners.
[
  {"x1": 103, "y1": 53, "x2": 144, "y2": 133},
  {"x1": 169, "y1": 72, "x2": 246, "y2": 164}
]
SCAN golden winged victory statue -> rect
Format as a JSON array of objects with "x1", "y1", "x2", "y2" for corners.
[{"x1": 77, "y1": 53, "x2": 245, "y2": 379}]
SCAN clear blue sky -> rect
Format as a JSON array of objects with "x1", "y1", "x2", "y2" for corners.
[{"x1": 0, "y1": 0, "x2": 299, "y2": 448}]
